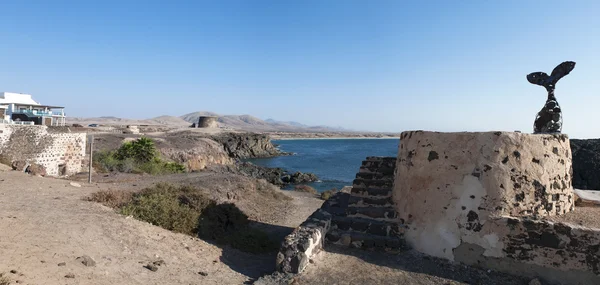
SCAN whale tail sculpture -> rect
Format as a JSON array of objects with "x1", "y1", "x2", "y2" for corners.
[{"x1": 528, "y1": 61, "x2": 575, "y2": 134}]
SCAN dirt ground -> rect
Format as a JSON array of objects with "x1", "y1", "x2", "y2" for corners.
[
  {"x1": 294, "y1": 245, "x2": 529, "y2": 285},
  {"x1": 0, "y1": 169, "x2": 323, "y2": 285},
  {"x1": 2, "y1": 166, "x2": 583, "y2": 285}
]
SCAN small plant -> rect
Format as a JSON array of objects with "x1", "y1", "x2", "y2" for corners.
[
  {"x1": 294, "y1": 184, "x2": 317, "y2": 194},
  {"x1": 88, "y1": 190, "x2": 133, "y2": 208},
  {"x1": 320, "y1": 188, "x2": 339, "y2": 200},
  {"x1": 93, "y1": 138, "x2": 186, "y2": 175},
  {"x1": 0, "y1": 154, "x2": 11, "y2": 167},
  {"x1": 0, "y1": 272, "x2": 11, "y2": 285},
  {"x1": 114, "y1": 137, "x2": 157, "y2": 163}
]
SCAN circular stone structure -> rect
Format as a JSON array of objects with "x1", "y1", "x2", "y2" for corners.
[
  {"x1": 393, "y1": 131, "x2": 574, "y2": 260},
  {"x1": 197, "y1": 116, "x2": 218, "y2": 128}
]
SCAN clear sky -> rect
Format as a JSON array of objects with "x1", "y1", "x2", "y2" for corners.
[{"x1": 1, "y1": 0, "x2": 599, "y2": 137}]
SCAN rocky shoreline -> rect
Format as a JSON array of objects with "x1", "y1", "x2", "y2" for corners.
[{"x1": 235, "y1": 161, "x2": 318, "y2": 186}]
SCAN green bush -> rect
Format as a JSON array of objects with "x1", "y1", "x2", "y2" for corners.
[
  {"x1": 320, "y1": 188, "x2": 339, "y2": 200},
  {"x1": 93, "y1": 138, "x2": 186, "y2": 175},
  {"x1": 114, "y1": 137, "x2": 157, "y2": 163},
  {"x1": 90, "y1": 183, "x2": 278, "y2": 254},
  {"x1": 0, "y1": 154, "x2": 12, "y2": 167},
  {"x1": 294, "y1": 184, "x2": 317, "y2": 194},
  {"x1": 120, "y1": 183, "x2": 213, "y2": 235}
]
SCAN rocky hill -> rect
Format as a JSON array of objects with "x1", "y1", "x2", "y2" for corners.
[
  {"x1": 69, "y1": 111, "x2": 351, "y2": 133},
  {"x1": 180, "y1": 112, "x2": 348, "y2": 132}
]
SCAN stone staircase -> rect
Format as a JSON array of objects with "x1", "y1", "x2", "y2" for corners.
[{"x1": 323, "y1": 156, "x2": 404, "y2": 250}]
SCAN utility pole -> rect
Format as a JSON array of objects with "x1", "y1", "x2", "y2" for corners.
[{"x1": 88, "y1": 134, "x2": 94, "y2": 184}]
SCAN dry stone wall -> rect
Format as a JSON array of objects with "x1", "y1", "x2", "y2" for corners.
[
  {"x1": 0, "y1": 125, "x2": 86, "y2": 176},
  {"x1": 393, "y1": 130, "x2": 600, "y2": 284},
  {"x1": 454, "y1": 216, "x2": 600, "y2": 284}
]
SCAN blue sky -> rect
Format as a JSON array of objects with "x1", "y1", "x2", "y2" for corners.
[{"x1": 1, "y1": 0, "x2": 599, "y2": 137}]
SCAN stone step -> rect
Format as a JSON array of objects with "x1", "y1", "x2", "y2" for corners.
[
  {"x1": 353, "y1": 178, "x2": 394, "y2": 189},
  {"x1": 350, "y1": 186, "x2": 392, "y2": 198},
  {"x1": 355, "y1": 171, "x2": 394, "y2": 180},
  {"x1": 348, "y1": 195, "x2": 393, "y2": 207},
  {"x1": 331, "y1": 216, "x2": 401, "y2": 237},
  {"x1": 362, "y1": 157, "x2": 396, "y2": 168},
  {"x1": 320, "y1": 193, "x2": 349, "y2": 216},
  {"x1": 358, "y1": 165, "x2": 395, "y2": 175},
  {"x1": 326, "y1": 229, "x2": 405, "y2": 250},
  {"x1": 346, "y1": 206, "x2": 398, "y2": 221}
]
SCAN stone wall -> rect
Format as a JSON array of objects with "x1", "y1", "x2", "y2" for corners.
[
  {"x1": 455, "y1": 216, "x2": 600, "y2": 284},
  {"x1": 393, "y1": 130, "x2": 600, "y2": 284},
  {"x1": 197, "y1": 116, "x2": 218, "y2": 128},
  {"x1": 0, "y1": 124, "x2": 86, "y2": 176}
]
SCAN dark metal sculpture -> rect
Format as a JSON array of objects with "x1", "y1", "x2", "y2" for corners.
[{"x1": 527, "y1": 61, "x2": 575, "y2": 134}]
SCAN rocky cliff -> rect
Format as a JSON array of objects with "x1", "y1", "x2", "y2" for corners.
[
  {"x1": 212, "y1": 133, "x2": 286, "y2": 159},
  {"x1": 570, "y1": 139, "x2": 600, "y2": 190},
  {"x1": 156, "y1": 136, "x2": 233, "y2": 171}
]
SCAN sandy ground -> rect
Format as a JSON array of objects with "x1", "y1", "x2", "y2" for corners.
[
  {"x1": 546, "y1": 204, "x2": 600, "y2": 228},
  {"x1": 0, "y1": 170, "x2": 323, "y2": 285},
  {"x1": 295, "y1": 245, "x2": 530, "y2": 285},
  {"x1": 3, "y1": 164, "x2": 592, "y2": 285}
]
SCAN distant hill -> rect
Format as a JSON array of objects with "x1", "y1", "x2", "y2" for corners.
[
  {"x1": 265, "y1": 119, "x2": 307, "y2": 128},
  {"x1": 68, "y1": 111, "x2": 351, "y2": 132},
  {"x1": 67, "y1": 115, "x2": 190, "y2": 127},
  {"x1": 180, "y1": 112, "x2": 350, "y2": 132}
]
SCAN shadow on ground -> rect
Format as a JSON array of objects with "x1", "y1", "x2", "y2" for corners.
[
  {"x1": 209, "y1": 220, "x2": 295, "y2": 283},
  {"x1": 302, "y1": 244, "x2": 530, "y2": 285}
]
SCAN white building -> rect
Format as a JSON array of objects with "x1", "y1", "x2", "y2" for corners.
[{"x1": 0, "y1": 92, "x2": 66, "y2": 126}]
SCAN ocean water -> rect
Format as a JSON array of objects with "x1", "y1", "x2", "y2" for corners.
[{"x1": 248, "y1": 139, "x2": 399, "y2": 192}]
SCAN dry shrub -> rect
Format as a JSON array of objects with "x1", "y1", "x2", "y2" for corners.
[
  {"x1": 88, "y1": 190, "x2": 133, "y2": 208},
  {"x1": 120, "y1": 183, "x2": 213, "y2": 235},
  {"x1": 294, "y1": 185, "x2": 317, "y2": 194},
  {"x1": 255, "y1": 179, "x2": 292, "y2": 201},
  {"x1": 90, "y1": 182, "x2": 279, "y2": 253},
  {"x1": 198, "y1": 203, "x2": 279, "y2": 253},
  {"x1": 320, "y1": 188, "x2": 339, "y2": 200},
  {"x1": 0, "y1": 273, "x2": 10, "y2": 285},
  {"x1": 0, "y1": 155, "x2": 11, "y2": 167}
]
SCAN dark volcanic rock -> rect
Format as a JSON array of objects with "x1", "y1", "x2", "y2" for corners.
[
  {"x1": 282, "y1": 172, "x2": 319, "y2": 184},
  {"x1": 11, "y1": 161, "x2": 27, "y2": 171},
  {"x1": 213, "y1": 133, "x2": 288, "y2": 159},
  {"x1": 236, "y1": 162, "x2": 318, "y2": 186},
  {"x1": 570, "y1": 139, "x2": 600, "y2": 190},
  {"x1": 25, "y1": 163, "x2": 47, "y2": 177}
]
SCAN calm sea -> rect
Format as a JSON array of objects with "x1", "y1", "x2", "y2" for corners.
[{"x1": 248, "y1": 138, "x2": 399, "y2": 192}]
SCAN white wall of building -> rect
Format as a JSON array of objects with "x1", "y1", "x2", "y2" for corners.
[{"x1": 0, "y1": 92, "x2": 40, "y2": 105}]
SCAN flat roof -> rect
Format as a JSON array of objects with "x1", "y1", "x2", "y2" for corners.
[{"x1": 13, "y1": 103, "x2": 64, "y2": 109}]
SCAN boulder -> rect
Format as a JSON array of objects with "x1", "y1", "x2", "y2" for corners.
[
  {"x1": 570, "y1": 139, "x2": 600, "y2": 190},
  {"x1": 212, "y1": 133, "x2": 288, "y2": 159},
  {"x1": 11, "y1": 161, "x2": 27, "y2": 172},
  {"x1": 237, "y1": 162, "x2": 318, "y2": 186},
  {"x1": 288, "y1": 172, "x2": 318, "y2": 184},
  {"x1": 25, "y1": 163, "x2": 47, "y2": 176}
]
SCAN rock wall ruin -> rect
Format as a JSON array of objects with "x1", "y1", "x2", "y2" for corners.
[
  {"x1": 0, "y1": 125, "x2": 86, "y2": 176},
  {"x1": 394, "y1": 130, "x2": 599, "y2": 284}
]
